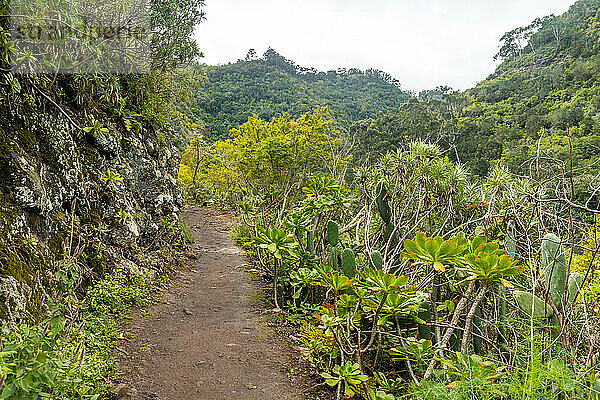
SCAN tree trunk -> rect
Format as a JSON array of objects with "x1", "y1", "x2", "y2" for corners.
[
  {"x1": 460, "y1": 283, "x2": 488, "y2": 353},
  {"x1": 431, "y1": 275, "x2": 442, "y2": 344},
  {"x1": 423, "y1": 281, "x2": 476, "y2": 380}
]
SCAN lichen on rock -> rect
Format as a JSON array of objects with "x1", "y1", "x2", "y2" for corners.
[
  {"x1": 0, "y1": 94, "x2": 185, "y2": 321},
  {"x1": 0, "y1": 276, "x2": 29, "y2": 322}
]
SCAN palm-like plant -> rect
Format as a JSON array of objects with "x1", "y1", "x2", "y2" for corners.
[
  {"x1": 252, "y1": 227, "x2": 298, "y2": 310},
  {"x1": 301, "y1": 176, "x2": 350, "y2": 220},
  {"x1": 389, "y1": 338, "x2": 434, "y2": 367},
  {"x1": 380, "y1": 292, "x2": 422, "y2": 321},
  {"x1": 412, "y1": 234, "x2": 523, "y2": 379},
  {"x1": 289, "y1": 267, "x2": 319, "y2": 299},
  {"x1": 82, "y1": 117, "x2": 109, "y2": 135},
  {"x1": 100, "y1": 168, "x2": 124, "y2": 188},
  {"x1": 440, "y1": 352, "x2": 507, "y2": 383},
  {"x1": 282, "y1": 211, "x2": 311, "y2": 249},
  {"x1": 457, "y1": 243, "x2": 523, "y2": 353},
  {"x1": 358, "y1": 268, "x2": 409, "y2": 294},
  {"x1": 302, "y1": 175, "x2": 343, "y2": 198},
  {"x1": 409, "y1": 140, "x2": 442, "y2": 161}
]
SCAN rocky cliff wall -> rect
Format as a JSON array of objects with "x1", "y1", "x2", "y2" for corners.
[{"x1": 0, "y1": 95, "x2": 184, "y2": 322}]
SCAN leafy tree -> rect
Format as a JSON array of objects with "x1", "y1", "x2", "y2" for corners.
[
  {"x1": 179, "y1": 108, "x2": 349, "y2": 211},
  {"x1": 245, "y1": 48, "x2": 257, "y2": 61},
  {"x1": 151, "y1": 0, "x2": 206, "y2": 69}
]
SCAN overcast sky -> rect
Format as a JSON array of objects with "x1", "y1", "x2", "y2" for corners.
[{"x1": 193, "y1": 0, "x2": 575, "y2": 92}]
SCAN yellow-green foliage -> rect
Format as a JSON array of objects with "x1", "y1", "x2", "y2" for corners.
[
  {"x1": 570, "y1": 221, "x2": 600, "y2": 309},
  {"x1": 179, "y1": 107, "x2": 349, "y2": 204}
]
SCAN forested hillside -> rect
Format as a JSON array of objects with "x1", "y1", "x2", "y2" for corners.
[
  {"x1": 187, "y1": 48, "x2": 412, "y2": 140},
  {"x1": 353, "y1": 0, "x2": 600, "y2": 183}
]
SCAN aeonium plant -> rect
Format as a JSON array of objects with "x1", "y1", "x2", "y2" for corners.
[
  {"x1": 251, "y1": 227, "x2": 298, "y2": 310},
  {"x1": 321, "y1": 361, "x2": 369, "y2": 398},
  {"x1": 402, "y1": 233, "x2": 525, "y2": 379},
  {"x1": 403, "y1": 232, "x2": 469, "y2": 272}
]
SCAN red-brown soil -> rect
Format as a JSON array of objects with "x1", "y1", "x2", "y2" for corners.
[{"x1": 113, "y1": 206, "x2": 328, "y2": 400}]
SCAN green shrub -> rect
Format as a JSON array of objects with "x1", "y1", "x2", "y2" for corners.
[{"x1": 0, "y1": 265, "x2": 158, "y2": 399}]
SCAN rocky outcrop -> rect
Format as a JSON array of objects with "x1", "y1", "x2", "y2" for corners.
[{"x1": 0, "y1": 100, "x2": 184, "y2": 321}]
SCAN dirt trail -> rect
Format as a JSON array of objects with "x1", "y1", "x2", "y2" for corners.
[{"x1": 114, "y1": 206, "x2": 316, "y2": 400}]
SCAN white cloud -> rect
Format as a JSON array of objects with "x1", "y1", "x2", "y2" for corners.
[{"x1": 193, "y1": 0, "x2": 575, "y2": 92}]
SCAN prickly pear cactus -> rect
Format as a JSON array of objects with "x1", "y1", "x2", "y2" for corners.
[
  {"x1": 369, "y1": 250, "x2": 383, "y2": 270},
  {"x1": 417, "y1": 301, "x2": 432, "y2": 342},
  {"x1": 326, "y1": 220, "x2": 339, "y2": 247},
  {"x1": 376, "y1": 182, "x2": 392, "y2": 224},
  {"x1": 327, "y1": 244, "x2": 341, "y2": 270},
  {"x1": 567, "y1": 271, "x2": 583, "y2": 303},
  {"x1": 541, "y1": 233, "x2": 568, "y2": 309},
  {"x1": 306, "y1": 230, "x2": 315, "y2": 254},
  {"x1": 341, "y1": 248, "x2": 356, "y2": 277},
  {"x1": 514, "y1": 290, "x2": 554, "y2": 319},
  {"x1": 383, "y1": 222, "x2": 399, "y2": 248}
]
